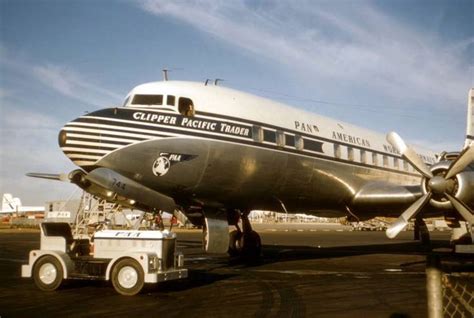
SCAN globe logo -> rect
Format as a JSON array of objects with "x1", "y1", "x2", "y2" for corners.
[{"x1": 152, "y1": 156, "x2": 171, "y2": 176}]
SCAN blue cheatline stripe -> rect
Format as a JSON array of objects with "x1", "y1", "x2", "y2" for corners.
[{"x1": 73, "y1": 109, "x2": 422, "y2": 177}]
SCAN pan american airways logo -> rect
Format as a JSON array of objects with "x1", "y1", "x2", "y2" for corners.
[{"x1": 152, "y1": 153, "x2": 196, "y2": 177}]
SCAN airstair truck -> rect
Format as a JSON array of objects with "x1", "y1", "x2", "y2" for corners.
[{"x1": 21, "y1": 222, "x2": 187, "y2": 296}]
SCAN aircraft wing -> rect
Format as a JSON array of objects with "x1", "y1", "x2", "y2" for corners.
[{"x1": 350, "y1": 181, "x2": 423, "y2": 218}]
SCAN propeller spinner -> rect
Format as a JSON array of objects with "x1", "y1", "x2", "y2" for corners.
[{"x1": 385, "y1": 132, "x2": 474, "y2": 239}]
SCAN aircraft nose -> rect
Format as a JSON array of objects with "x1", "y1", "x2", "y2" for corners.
[{"x1": 58, "y1": 128, "x2": 67, "y2": 148}]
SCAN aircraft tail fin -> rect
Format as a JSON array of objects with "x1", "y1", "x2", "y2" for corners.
[
  {"x1": 2, "y1": 194, "x2": 21, "y2": 212},
  {"x1": 465, "y1": 88, "x2": 474, "y2": 148}
]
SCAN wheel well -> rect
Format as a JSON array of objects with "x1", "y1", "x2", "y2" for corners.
[
  {"x1": 106, "y1": 256, "x2": 142, "y2": 281},
  {"x1": 33, "y1": 254, "x2": 68, "y2": 279}
]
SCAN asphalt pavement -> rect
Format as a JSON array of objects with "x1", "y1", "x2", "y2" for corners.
[{"x1": 0, "y1": 225, "x2": 463, "y2": 318}]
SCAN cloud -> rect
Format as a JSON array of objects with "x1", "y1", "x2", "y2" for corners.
[
  {"x1": 0, "y1": 48, "x2": 122, "y2": 204},
  {"x1": 138, "y1": 0, "x2": 473, "y2": 108},
  {"x1": 33, "y1": 64, "x2": 123, "y2": 107},
  {"x1": 0, "y1": 106, "x2": 79, "y2": 205},
  {"x1": 0, "y1": 49, "x2": 123, "y2": 108}
]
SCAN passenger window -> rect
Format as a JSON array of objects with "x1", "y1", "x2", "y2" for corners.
[
  {"x1": 383, "y1": 155, "x2": 389, "y2": 167},
  {"x1": 295, "y1": 135, "x2": 303, "y2": 150},
  {"x1": 334, "y1": 144, "x2": 341, "y2": 159},
  {"x1": 252, "y1": 126, "x2": 263, "y2": 143},
  {"x1": 167, "y1": 95, "x2": 175, "y2": 106},
  {"x1": 285, "y1": 134, "x2": 295, "y2": 147},
  {"x1": 393, "y1": 158, "x2": 399, "y2": 169},
  {"x1": 178, "y1": 97, "x2": 194, "y2": 116},
  {"x1": 263, "y1": 130, "x2": 276, "y2": 143},
  {"x1": 304, "y1": 139, "x2": 322, "y2": 152},
  {"x1": 276, "y1": 131, "x2": 285, "y2": 147},
  {"x1": 132, "y1": 94, "x2": 163, "y2": 105}
]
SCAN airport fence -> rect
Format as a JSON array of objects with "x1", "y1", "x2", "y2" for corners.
[
  {"x1": 442, "y1": 272, "x2": 474, "y2": 318},
  {"x1": 426, "y1": 255, "x2": 474, "y2": 318}
]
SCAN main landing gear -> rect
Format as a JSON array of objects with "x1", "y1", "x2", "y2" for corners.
[
  {"x1": 414, "y1": 217, "x2": 431, "y2": 246},
  {"x1": 228, "y1": 210, "x2": 262, "y2": 258}
]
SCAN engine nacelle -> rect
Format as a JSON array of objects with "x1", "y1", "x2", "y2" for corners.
[
  {"x1": 422, "y1": 161, "x2": 474, "y2": 210},
  {"x1": 69, "y1": 168, "x2": 176, "y2": 213}
]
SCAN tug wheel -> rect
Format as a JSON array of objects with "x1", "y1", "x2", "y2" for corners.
[
  {"x1": 111, "y1": 258, "x2": 144, "y2": 296},
  {"x1": 33, "y1": 255, "x2": 63, "y2": 291}
]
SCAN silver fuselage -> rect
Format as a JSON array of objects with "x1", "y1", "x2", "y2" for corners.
[{"x1": 59, "y1": 81, "x2": 439, "y2": 218}]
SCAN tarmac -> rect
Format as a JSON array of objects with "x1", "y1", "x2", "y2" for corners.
[{"x1": 0, "y1": 223, "x2": 468, "y2": 317}]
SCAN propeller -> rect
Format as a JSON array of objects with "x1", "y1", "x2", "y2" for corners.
[
  {"x1": 26, "y1": 172, "x2": 70, "y2": 182},
  {"x1": 385, "y1": 132, "x2": 474, "y2": 238}
]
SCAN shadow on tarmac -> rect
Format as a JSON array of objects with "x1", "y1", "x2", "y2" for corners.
[{"x1": 226, "y1": 239, "x2": 453, "y2": 268}]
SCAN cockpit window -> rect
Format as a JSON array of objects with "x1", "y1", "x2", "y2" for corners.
[
  {"x1": 131, "y1": 94, "x2": 163, "y2": 106},
  {"x1": 178, "y1": 97, "x2": 195, "y2": 116},
  {"x1": 167, "y1": 95, "x2": 175, "y2": 106}
]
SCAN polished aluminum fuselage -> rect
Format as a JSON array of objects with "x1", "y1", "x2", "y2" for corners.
[{"x1": 59, "y1": 81, "x2": 439, "y2": 218}]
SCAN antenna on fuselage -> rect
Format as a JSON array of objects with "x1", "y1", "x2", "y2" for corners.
[
  {"x1": 162, "y1": 69, "x2": 169, "y2": 81},
  {"x1": 214, "y1": 78, "x2": 223, "y2": 86}
]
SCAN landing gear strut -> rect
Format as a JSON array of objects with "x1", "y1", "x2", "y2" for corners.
[
  {"x1": 414, "y1": 217, "x2": 431, "y2": 246},
  {"x1": 228, "y1": 210, "x2": 262, "y2": 258}
]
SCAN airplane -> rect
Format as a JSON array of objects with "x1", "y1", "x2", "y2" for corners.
[
  {"x1": 1, "y1": 193, "x2": 45, "y2": 214},
  {"x1": 28, "y1": 79, "x2": 474, "y2": 258}
]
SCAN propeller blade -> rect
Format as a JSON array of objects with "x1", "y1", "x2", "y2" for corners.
[
  {"x1": 26, "y1": 172, "x2": 70, "y2": 182},
  {"x1": 446, "y1": 193, "x2": 474, "y2": 224},
  {"x1": 386, "y1": 132, "x2": 433, "y2": 179},
  {"x1": 386, "y1": 193, "x2": 432, "y2": 239},
  {"x1": 445, "y1": 146, "x2": 474, "y2": 179}
]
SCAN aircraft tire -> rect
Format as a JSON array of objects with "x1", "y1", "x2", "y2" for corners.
[
  {"x1": 228, "y1": 230, "x2": 242, "y2": 256},
  {"x1": 241, "y1": 231, "x2": 262, "y2": 258},
  {"x1": 33, "y1": 255, "x2": 64, "y2": 291},
  {"x1": 228, "y1": 230, "x2": 261, "y2": 258},
  {"x1": 111, "y1": 258, "x2": 145, "y2": 296}
]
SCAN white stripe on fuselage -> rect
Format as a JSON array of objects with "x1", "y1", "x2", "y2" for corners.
[
  {"x1": 64, "y1": 112, "x2": 421, "y2": 177},
  {"x1": 66, "y1": 133, "x2": 142, "y2": 144},
  {"x1": 63, "y1": 126, "x2": 161, "y2": 140},
  {"x1": 80, "y1": 115, "x2": 254, "y2": 142}
]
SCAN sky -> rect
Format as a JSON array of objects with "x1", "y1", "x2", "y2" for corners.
[{"x1": 0, "y1": 0, "x2": 473, "y2": 205}]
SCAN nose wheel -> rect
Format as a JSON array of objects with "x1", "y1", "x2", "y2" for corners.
[{"x1": 228, "y1": 210, "x2": 262, "y2": 258}]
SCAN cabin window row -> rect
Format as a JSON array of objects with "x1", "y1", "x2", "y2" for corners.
[
  {"x1": 127, "y1": 94, "x2": 195, "y2": 116},
  {"x1": 252, "y1": 127, "x2": 304, "y2": 150},
  {"x1": 333, "y1": 144, "x2": 411, "y2": 171}
]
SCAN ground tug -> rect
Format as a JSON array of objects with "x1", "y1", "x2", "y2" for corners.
[{"x1": 21, "y1": 222, "x2": 187, "y2": 296}]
